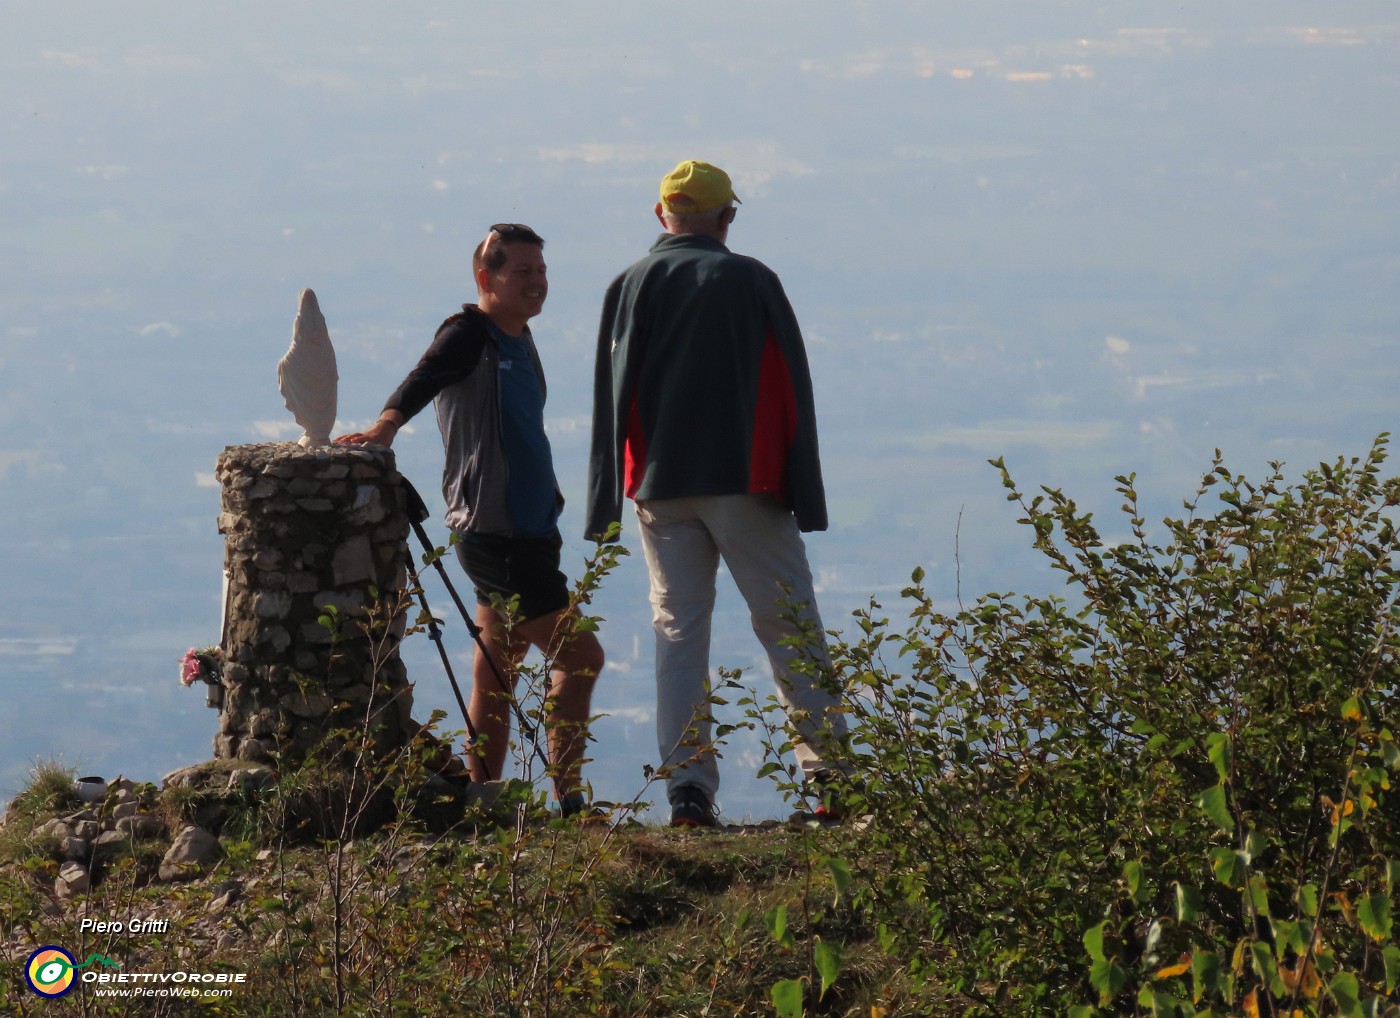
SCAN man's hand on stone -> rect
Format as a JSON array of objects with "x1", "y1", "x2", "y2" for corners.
[{"x1": 334, "y1": 420, "x2": 398, "y2": 447}]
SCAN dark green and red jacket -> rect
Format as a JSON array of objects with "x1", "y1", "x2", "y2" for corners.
[{"x1": 586, "y1": 233, "x2": 827, "y2": 539}]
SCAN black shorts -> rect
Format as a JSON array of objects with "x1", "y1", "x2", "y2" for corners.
[{"x1": 453, "y1": 531, "x2": 570, "y2": 623}]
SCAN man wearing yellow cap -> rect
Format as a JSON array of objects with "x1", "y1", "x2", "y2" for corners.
[{"x1": 587, "y1": 160, "x2": 847, "y2": 827}]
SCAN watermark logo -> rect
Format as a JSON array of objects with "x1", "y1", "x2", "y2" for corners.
[
  {"x1": 23, "y1": 943, "x2": 243, "y2": 1000},
  {"x1": 24, "y1": 947, "x2": 120, "y2": 998},
  {"x1": 25, "y1": 947, "x2": 77, "y2": 998}
]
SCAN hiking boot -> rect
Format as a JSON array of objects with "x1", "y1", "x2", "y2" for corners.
[
  {"x1": 668, "y1": 784, "x2": 719, "y2": 829},
  {"x1": 790, "y1": 769, "x2": 863, "y2": 826}
]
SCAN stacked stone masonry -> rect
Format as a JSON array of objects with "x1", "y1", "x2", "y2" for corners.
[{"x1": 215, "y1": 443, "x2": 413, "y2": 764}]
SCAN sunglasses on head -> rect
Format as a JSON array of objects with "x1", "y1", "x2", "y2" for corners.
[{"x1": 481, "y1": 222, "x2": 542, "y2": 259}]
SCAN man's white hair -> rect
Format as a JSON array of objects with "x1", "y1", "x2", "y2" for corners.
[{"x1": 660, "y1": 202, "x2": 731, "y2": 233}]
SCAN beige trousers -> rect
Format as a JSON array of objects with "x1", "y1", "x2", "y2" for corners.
[{"x1": 634, "y1": 494, "x2": 846, "y2": 801}]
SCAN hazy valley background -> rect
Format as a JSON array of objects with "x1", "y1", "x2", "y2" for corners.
[{"x1": 2, "y1": 2, "x2": 1397, "y2": 820}]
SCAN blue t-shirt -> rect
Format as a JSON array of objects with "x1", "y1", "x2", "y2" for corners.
[{"x1": 488, "y1": 322, "x2": 560, "y2": 538}]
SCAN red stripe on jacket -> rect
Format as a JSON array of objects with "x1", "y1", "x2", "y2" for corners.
[
  {"x1": 749, "y1": 327, "x2": 797, "y2": 496},
  {"x1": 624, "y1": 395, "x2": 647, "y2": 499}
]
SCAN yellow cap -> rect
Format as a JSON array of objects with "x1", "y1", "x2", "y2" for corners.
[{"x1": 659, "y1": 160, "x2": 741, "y2": 214}]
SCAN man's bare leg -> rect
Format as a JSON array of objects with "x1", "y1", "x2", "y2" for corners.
[
  {"x1": 466, "y1": 604, "x2": 521, "y2": 784},
  {"x1": 465, "y1": 604, "x2": 604, "y2": 800},
  {"x1": 515, "y1": 608, "x2": 604, "y2": 801}
]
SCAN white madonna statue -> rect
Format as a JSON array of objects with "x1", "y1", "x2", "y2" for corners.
[{"x1": 277, "y1": 288, "x2": 339, "y2": 447}]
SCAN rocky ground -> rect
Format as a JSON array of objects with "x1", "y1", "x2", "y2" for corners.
[{"x1": 0, "y1": 757, "x2": 793, "y2": 970}]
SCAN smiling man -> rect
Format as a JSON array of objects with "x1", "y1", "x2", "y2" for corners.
[{"x1": 338, "y1": 224, "x2": 604, "y2": 817}]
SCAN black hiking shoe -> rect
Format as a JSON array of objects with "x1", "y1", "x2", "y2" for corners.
[
  {"x1": 668, "y1": 784, "x2": 719, "y2": 828},
  {"x1": 789, "y1": 769, "x2": 864, "y2": 826}
]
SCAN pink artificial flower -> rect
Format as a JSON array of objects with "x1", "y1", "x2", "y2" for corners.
[{"x1": 180, "y1": 648, "x2": 201, "y2": 686}]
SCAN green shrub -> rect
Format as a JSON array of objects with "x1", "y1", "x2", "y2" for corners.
[{"x1": 803, "y1": 436, "x2": 1400, "y2": 1014}]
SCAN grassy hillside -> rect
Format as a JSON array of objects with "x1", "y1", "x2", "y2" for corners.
[{"x1": 1, "y1": 769, "x2": 924, "y2": 1017}]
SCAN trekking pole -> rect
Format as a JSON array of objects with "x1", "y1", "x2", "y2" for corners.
[
  {"x1": 403, "y1": 554, "x2": 477, "y2": 745},
  {"x1": 400, "y1": 477, "x2": 552, "y2": 776}
]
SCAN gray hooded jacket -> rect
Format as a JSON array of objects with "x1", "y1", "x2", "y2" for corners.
[{"x1": 383, "y1": 304, "x2": 559, "y2": 536}]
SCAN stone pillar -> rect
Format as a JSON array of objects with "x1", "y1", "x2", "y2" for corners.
[{"x1": 214, "y1": 443, "x2": 413, "y2": 765}]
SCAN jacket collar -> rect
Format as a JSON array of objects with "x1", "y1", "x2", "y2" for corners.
[
  {"x1": 459, "y1": 302, "x2": 530, "y2": 341},
  {"x1": 649, "y1": 233, "x2": 730, "y2": 254}
]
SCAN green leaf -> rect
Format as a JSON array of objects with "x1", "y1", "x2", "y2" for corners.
[
  {"x1": 1247, "y1": 874, "x2": 1271, "y2": 918},
  {"x1": 765, "y1": 905, "x2": 793, "y2": 949},
  {"x1": 877, "y1": 922, "x2": 896, "y2": 954},
  {"x1": 1205, "y1": 732, "x2": 1232, "y2": 781},
  {"x1": 1175, "y1": 882, "x2": 1203, "y2": 924},
  {"x1": 1210, "y1": 847, "x2": 1245, "y2": 889},
  {"x1": 1125, "y1": 860, "x2": 1149, "y2": 904},
  {"x1": 770, "y1": 978, "x2": 804, "y2": 1018},
  {"x1": 1297, "y1": 883, "x2": 1320, "y2": 918},
  {"x1": 1250, "y1": 941, "x2": 1281, "y2": 995},
  {"x1": 1089, "y1": 959, "x2": 1128, "y2": 1005},
  {"x1": 824, "y1": 856, "x2": 852, "y2": 905},
  {"x1": 1084, "y1": 921, "x2": 1107, "y2": 962},
  {"x1": 813, "y1": 938, "x2": 841, "y2": 1000},
  {"x1": 1192, "y1": 950, "x2": 1221, "y2": 1002},
  {"x1": 1357, "y1": 892, "x2": 1393, "y2": 942},
  {"x1": 1138, "y1": 987, "x2": 1188, "y2": 1015},
  {"x1": 1383, "y1": 944, "x2": 1400, "y2": 994},
  {"x1": 1197, "y1": 784, "x2": 1235, "y2": 833},
  {"x1": 1328, "y1": 970, "x2": 1361, "y2": 1016}
]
